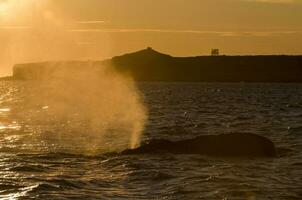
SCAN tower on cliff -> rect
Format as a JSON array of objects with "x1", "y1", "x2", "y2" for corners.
[{"x1": 211, "y1": 49, "x2": 220, "y2": 56}]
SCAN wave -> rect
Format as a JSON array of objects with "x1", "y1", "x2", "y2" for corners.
[
  {"x1": 9, "y1": 165, "x2": 49, "y2": 173},
  {"x1": 287, "y1": 126, "x2": 302, "y2": 135}
]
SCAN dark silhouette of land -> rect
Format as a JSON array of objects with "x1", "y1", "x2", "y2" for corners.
[
  {"x1": 122, "y1": 133, "x2": 277, "y2": 157},
  {"x1": 12, "y1": 47, "x2": 302, "y2": 82},
  {"x1": 0, "y1": 76, "x2": 13, "y2": 81}
]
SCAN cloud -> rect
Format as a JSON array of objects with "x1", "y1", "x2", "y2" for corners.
[
  {"x1": 0, "y1": 26, "x2": 31, "y2": 30},
  {"x1": 70, "y1": 28, "x2": 221, "y2": 34},
  {"x1": 69, "y1": 28, "x2": 302, "y2": 37},
  {"x1": 2, "y1": 26, "x2": 300, "y2": 38},
  {"x1": 240, "y1": 0, "x2": 296, "y2": 4},
  {"x1": 77, "y1": 20, "x2": 107, "y2": 24},
  {"x1": 69, "y1": 28, "x2": 237, "y2": 35}
]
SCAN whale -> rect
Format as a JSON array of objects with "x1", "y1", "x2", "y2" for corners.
[{"x1": 122, "y1": 133, "x2": 277, "y2": 157}]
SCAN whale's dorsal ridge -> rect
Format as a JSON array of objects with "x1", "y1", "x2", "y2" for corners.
[{"x1": 122, "y1": 133, "x2": 277, "y2": 157}]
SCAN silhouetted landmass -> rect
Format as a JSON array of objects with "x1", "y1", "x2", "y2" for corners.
[
  {"x1": 0, "y1": 76, "x2": 13, "y2": 81},
  {"x1": 122, "y1": 133, "x2": 277, "y2": 157},
  {"x1": 12, "y1": 47, "x2": 302, "y2": 82},
  {"x1": 13, "y1": 61, "x2": 102, "y2": 80},
  {"x1": 110, "y1": 48, "x2": 302, "y2": 82}
]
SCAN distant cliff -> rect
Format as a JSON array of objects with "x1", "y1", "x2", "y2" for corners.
[
  {"x1": 13, "y1": 61, "x2": 102, "y2": 80},
  {"x1": 12, "y1": 47, "x2": 302, "y2": 82}
]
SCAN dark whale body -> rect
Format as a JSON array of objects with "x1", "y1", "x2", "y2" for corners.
[{"x1": 122, "y1": 133, "x2": 277, "y2": 157}]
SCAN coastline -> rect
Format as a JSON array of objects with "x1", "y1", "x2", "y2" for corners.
[{"x1": 5, "y1": 48, "x2": 302, "y2": 82}]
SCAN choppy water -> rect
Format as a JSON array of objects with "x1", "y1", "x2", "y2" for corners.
[{"x1": 0, "y1": 81, "x2": 302, "y2": 199}]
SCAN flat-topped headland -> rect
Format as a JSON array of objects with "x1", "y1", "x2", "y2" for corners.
[{"x1": 11, "y1": 48, "x2": 302, "y2": 82}]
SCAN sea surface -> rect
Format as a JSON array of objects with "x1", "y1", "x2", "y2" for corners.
[{"x1": 0, "y1": 81, "x2": 302, "y2": 199}]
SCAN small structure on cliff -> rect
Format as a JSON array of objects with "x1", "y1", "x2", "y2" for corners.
[{"x1": 211, "y1": 49, "x2": 220, "y2": 56}]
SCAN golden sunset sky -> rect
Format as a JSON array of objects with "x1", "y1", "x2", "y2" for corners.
[{"x1": 0, "y1": 0, "x2": 302, "y2": 75}]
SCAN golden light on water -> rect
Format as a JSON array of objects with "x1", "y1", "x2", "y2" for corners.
[
  {"x1": 0, "y1": 108, "x2": 20, "y2": 131},
  {"x1": 0, "y1": 121, "x2": 21, "y2": 131},
  {"x1": 0, "y1": 123, "x2": 21, "y2": 131},
  {"x1": 0, "y1": 108, "x2": 10, "y2": 112}
]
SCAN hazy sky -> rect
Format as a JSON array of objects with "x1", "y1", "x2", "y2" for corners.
[{"x1": 0, "y1": 0, "x2": 302, "y2": 75}]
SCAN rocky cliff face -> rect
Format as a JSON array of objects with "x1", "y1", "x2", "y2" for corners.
[
  {"x1": 13, "y1": 61, "x2": 102, "y2": 80},
  {"x1": 12, "y1": 48, "x2": 302, "y2": 82}
]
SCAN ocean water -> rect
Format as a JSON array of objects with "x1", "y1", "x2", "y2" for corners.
[{"x1": 0, "y1": 81, "x2": 301, "y2": 199}]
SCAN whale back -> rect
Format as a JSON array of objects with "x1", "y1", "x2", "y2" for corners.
[{"x1": 122, "y1": 133, "x2": 276, "y2": 157}]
